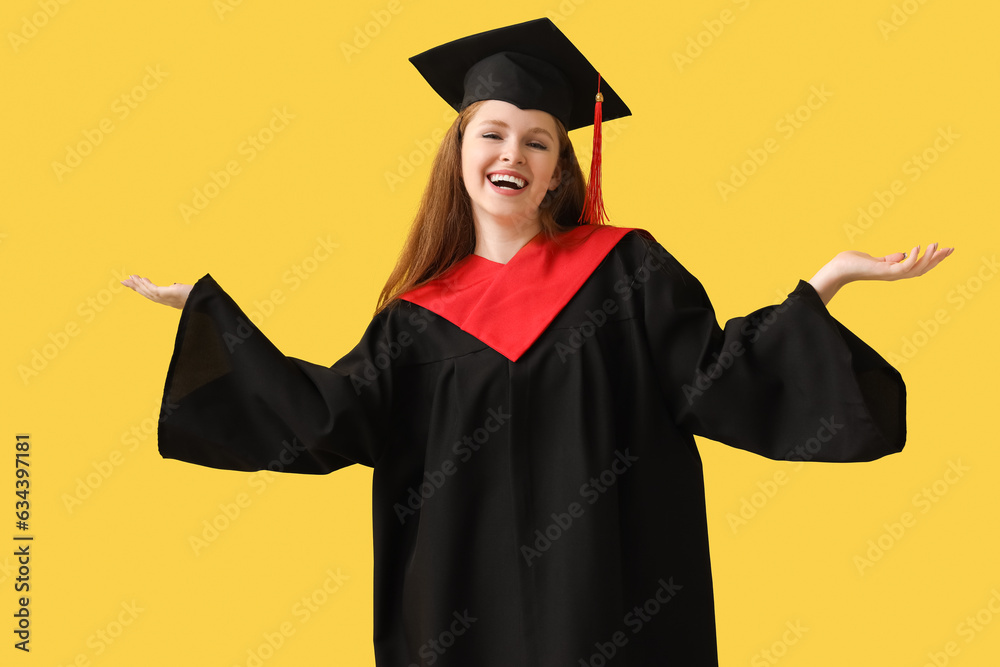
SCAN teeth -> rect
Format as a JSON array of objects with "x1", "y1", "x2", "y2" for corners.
[{"x1": 489, "y1": 173, "x2": 526, "y2": 189}]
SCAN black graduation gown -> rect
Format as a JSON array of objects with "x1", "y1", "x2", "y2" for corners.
[{"x1": 157, "y1": 227, "x2": 905, "y2": 666}]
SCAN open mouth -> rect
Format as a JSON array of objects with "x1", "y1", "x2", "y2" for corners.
[{"x1": 488, "y1": 173, "x2": 527, "y2": 190}]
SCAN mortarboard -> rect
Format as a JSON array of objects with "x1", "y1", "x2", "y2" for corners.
[{"x1": 409, "y1": 18, "x2": 631, "y2": 224}]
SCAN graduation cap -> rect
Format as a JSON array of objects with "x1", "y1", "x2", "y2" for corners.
[{"x1": 409, "y1": 17, "x2": 631, "y2": 225}]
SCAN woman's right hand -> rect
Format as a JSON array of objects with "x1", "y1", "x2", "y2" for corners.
[{"x1": 121, "y1": 275, "x2": 193, "y2": 309}]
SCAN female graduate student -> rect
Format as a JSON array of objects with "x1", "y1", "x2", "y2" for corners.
[{"x1": 123, "y1": 18, "x2": 952, "y2": 667}]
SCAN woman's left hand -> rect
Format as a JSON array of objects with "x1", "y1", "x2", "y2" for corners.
[{"x1": 808, "y1": 243, "x2": 954, "y2": 305}]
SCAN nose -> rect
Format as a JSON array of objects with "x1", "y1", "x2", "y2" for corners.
[{"x1": 500, "y1": 139, "x2": 525, "y2": 165}]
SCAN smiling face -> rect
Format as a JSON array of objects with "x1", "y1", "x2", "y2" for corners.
[{"x1": 460, "y1": 99, "x2": 563, "y2": 232}]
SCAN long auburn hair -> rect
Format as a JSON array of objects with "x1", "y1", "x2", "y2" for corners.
[{"x1": 375, "y1": 101, "x2": 594, "y2": 314}]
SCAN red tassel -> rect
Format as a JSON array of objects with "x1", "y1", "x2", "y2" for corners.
[{"x1": 580, "y1": 74, "x2": 606, "y2": 225}]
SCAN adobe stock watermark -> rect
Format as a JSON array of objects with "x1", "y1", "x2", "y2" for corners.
[
  {"x1": 573, "y1": 117, "x2": 629, "y2": 167},
  {"x1": 717, "y1": 84, "x2": 833, "y2": 202},
  {"x1": 232, "y1": 568, "x2": 350, "y2": 667},
  {"x1": 681, "y1": 298, "x2": 792, "y2": 405},
  {"x1": 544, "y1": 0, "x2": 590, "y2": 25},
  {"x1": 673, "y1": 0, "x2": 757, "y2": 72},
  {"x1": 18, "y1": 268, "x2": 133, "y2": 385},
  {"x1": 406, "y1": 610, "x2": 478, "y2": 667},
  {"x1": 62, "y1": 399, "x2": 178, "y2": 514},
  {"x1": 393, "y1": 406, "x2": 511, "y2": 524},
  {"x1": 843, "y1": 126, "x2": 959, "y2": 243},
  {"x1": 0, "y1": 557, "x2": 16, "y2": 586},
  {"x1": 54, "y1": 600, "x2": 144, "y2": 666},
  {"x1": 384, "y1": 108, "x2": 454, "y2": 192},
  {"x1": 853, "y1": 458, "x2": 969, "y2": 575},
  {"x1": 7, "y1": 0, "x2": 72, "y2": 53},
  {"x1": 188, "y1": 436, "x2": 312, "y2": 556},
  {"x1": 915, "y1": 588, "x2": 1000, "y2": 667},
  {"x1": 51, "y1": 65, "x2": 169, "y2": 182},
  {"x1": 348, "y1": 311, "x2": 430, "y2": 396},
  {"x1": 340, "y1": 0, "x2": 406, "y2": 62},
  {"x1": 219, "y1": 235, "x2": 340, "y2": 353},
  {"x1": 538, "y1": 119, "x2": 629, "y2": 220},
  {"x1": 385, "y1": 73, "x2": 501, "y2": 192},
  {"x1": 179, "y1": 106, "x2": 295, "y2": 223},
  {"x1": 520, "y1": 449, "x2": 639, "y2": 566},
  {"x1": 578, "y1": 577, "x2": 682, "y2": 666},
  {"x1": 750, "y1": 620, "x2": 809, "y2": 667},
  {"x1": 553, "y1": 296, "x2": 624, "y2": 362},
  {"x1": 726, "y1": 416, "x2": 844, "y2": 534},
  {"x1": 554, "y1": 236, "x2": 667, "y2": 362},
  {"x1": 213, "y1": 0, "x2": 247, "y2": 21},
  {"x1": 384, "y1": 94, "x2": 626, "y2": 193},
  {"x1": 885, "y1": 254, "x2": 996, "y2": 367},
  {"x1": 877, "y1": 0, "x2": 933, "y2": 40}
]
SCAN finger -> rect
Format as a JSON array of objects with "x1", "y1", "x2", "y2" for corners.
[
  {"x1": 909, "y1": 242, "x2": 950, "y2": 278},
  {"x1": 123, "y1": 274, "x2": 151, "y2": 286},
  {"x1": 912, "y1": 242, "x2": 940, "y2": 276},
  {"x1": 130, "y1": 276, "x2": 163, "y2": 303},
  {"x1": 882, "y1": 252, "x2": 907, "y2": 264},
  {"x1": 904, "y1": 243, "x2": 937, "y2": 274},
  {"x1": 892, "y1": 245, "x2": 921, "y2": 276},
  {"x1": 921, "y1": 245, "x2": 954, "y2": 275},
  {"x1": 122, "y1": 274, "x2": 145, "y2": 294}
]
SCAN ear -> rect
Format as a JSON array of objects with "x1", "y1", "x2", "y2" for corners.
[{"x1": 548, "y1": 162, "x2": 562, "y2": 191}]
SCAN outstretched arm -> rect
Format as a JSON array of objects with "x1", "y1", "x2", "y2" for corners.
[
  {"x1": 121, "y1": 275, "x2": 193, "y2": 309},
  {"x1": 808, "y1": 243, "x2": 954, "y2": 306}
]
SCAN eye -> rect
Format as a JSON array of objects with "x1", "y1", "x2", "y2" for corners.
[
  {"x1": 528, "y1": 141, "x2": 548, "y2": 150},
  {"x1": 482, "y1": 132, "x2": 501, "y2": 140}
]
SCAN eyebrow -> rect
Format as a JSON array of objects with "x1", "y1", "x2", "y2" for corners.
[{"x1": 476, "y1": 119, "x2": 555, "y2": 141}]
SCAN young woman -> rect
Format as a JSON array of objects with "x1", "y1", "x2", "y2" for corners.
[{"x1": 123, "y1": 18, "x2": 951, "y2": 667}]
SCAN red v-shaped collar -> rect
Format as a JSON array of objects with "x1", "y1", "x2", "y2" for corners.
[{"x1": 399, "y1": 225, "x2": 637, "y2": 361}]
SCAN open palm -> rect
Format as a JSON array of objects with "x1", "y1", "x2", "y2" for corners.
[
  {"x1": 832, "y1": 243, "x2": 953, "y2": 282},
  {"x1": 121, "y1": 275, "x2": 193, "y2": 309}
]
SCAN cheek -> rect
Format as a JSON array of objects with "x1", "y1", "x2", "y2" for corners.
[
  {"x1": 460, "y1": 150, "x2": 476, "y2": 187},
  {"x1": 533, "y1": 156, "x2": 560, "y2": 190},
  {"x1": 461, "y1": 145, "x2": 484, "y2": 183}
]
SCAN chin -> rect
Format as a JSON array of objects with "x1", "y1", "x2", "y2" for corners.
[{"x1": 482, "y1": 204, "x2": 542, "y2": 224}]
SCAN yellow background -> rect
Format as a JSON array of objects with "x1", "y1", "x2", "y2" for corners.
[{"x1": 3, "y1": 0, "x2": 998, "y2": 665}]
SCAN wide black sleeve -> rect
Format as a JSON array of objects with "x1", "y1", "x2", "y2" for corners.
[
  {"x1": 637, "y1": 235, "x2": 905, "y2": 462},
  {"x1": 156, "y1": 274, "x2": 391, "y2": 473}
]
